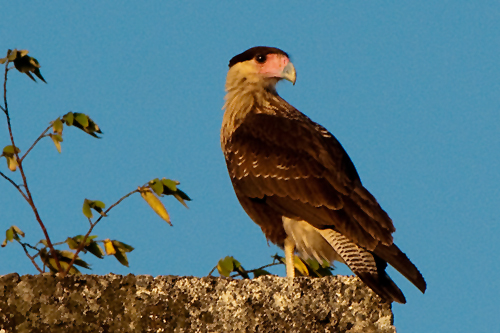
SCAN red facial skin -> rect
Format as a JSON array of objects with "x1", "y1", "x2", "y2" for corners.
[{"x1": 255, "y1": 53, "x2": 290, "y2": 79}]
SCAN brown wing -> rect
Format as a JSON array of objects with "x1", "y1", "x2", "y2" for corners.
[{"x1": 223, "y1": 111, "x2": 395, "y2": 251}]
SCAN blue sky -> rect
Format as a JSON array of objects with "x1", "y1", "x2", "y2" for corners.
[{"x1": 2, "y1": 1, "x2": 499, "y2": 331}]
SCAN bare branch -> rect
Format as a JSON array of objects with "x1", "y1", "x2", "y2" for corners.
[
  {"x1": 20, "y1": 124, "x2": 52, "y2": 162},
  {"x1": 0, "y1": 170, "x2": 29, "y2": 201}
]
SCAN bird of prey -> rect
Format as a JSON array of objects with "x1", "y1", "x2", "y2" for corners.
[{"x1": 221, "y1": 46, "x2": 426, "y2": 303}]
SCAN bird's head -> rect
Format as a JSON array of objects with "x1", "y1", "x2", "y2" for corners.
[{"x1": 226, "y1": 46, "x2": 296, "y2": 94}]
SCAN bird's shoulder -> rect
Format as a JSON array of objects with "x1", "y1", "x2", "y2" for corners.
[{"x1": 225, "y1": 101, "x2": 360, "y2": 182}]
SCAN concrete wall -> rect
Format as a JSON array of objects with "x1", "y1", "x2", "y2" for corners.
[{"x1": 0, "y1": 273, "x2": 395, "y2": 332}]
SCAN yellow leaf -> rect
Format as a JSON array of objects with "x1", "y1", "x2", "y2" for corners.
[
  {"x1": 140, "y1": 187, "x2": 172, "y2": 225},
  {"x1": 12, "y1": 225, "x2": 25, "y2": 237},
  {"x1": 49, "y1": 134, "x2": 62, "y2": 153},
  {"x1": 293, "y1": 255, "x2": 309, "y2": 276},
  {"x1": 7, "y1": 156, "x2": 18, "y2": 171},
  {"x1": 7, "y1": 49, "x2": 17, "y2": 61},
  {"x1": 104, "y1": 239, "x2": 116, "y2": 255}
]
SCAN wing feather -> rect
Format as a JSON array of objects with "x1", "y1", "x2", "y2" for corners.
[{"x1": 224, "y1": 111, "x2": 395, "y2": 250}]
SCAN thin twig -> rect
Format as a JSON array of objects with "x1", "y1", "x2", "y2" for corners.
[
  {"x1": 208, "y1": 266, "x2": 217, "y2": 276},
  {"x1": 0, "y1": 170, "x2": 28, "y2": 201},
  {"x1": 2, "y1": 64, "x2": 8, "y2": 116},
  {"x1": 16, "y1": 160, "x2": 62, "y2": 271},
  {"x1": 20, "y1": 124, "x2": 52, "y2": 162},
  {"x1": 62, "y1": 189, "x2": 140, "y2": 276},
  {"x1": 19, "y1": 241, "x2": 40, "y2": 251},
  {"x1": 230, "y1": 262, "x2": 283, "y2": 278},
  {"x1": 17, "y1": 241, "x2": 43, "y2": 273}
]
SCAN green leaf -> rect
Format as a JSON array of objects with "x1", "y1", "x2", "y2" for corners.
[
  {"x1": 92, "y1": 201, "x2": 105, "y2": 209},
  {"x1": 49, "y1": 134, "x2": 63, "y2": 153},
  {"x1": 161, "y1": 178, "x2": 178, "y2": 192},
  {"x1": 52, "y1": 118, "x2": 64, "y2": 135},
  {"x1": 59, "y1": 250, "x2": 77, "y2": 260},
  {"x1": 73, "y1": 234, "x2": 98, "y2": 245},
  {"x1": 149, "y1": 178, "x2": 164, "y2": 196},
  {"x1": 111, "y1": 240, "x2": 134, "y2": 253},
  {"x1": 1, "y1": 227, "x2": 14, "y2": 247},
  {"x1": 82, "y1": 199, "x2": 93, "y2": 218},
  {"x1": 86, "y1": 242, "x2": 104, "y2": 259},
  {"x1": 85, "y1": 118, "x2": 102, "y2": 137},
  {"x1": 306, "y1": 258, "x2": 320, "y2": 271},
  {"x1": 63, "y1": 112, "x2": 102, "y2": 138},
  {"x1": 74, "y1": 113, "x2": 89, "y2": 128},
  {"x1": 62, "y1": 112, "x2": 74, "y2": 126},
  {"x1": 65, "y1": 237, "x2": 79, "y2": 250},
  {"x1": 253, "y1": 269, "x2": 271, "y2": 278},
  {"x1": 6, "y1": 227, "x2": 14, "y2": 242},
  {"x1": 175, "y1": 189, "x2": 191, "y2": 201},
  {"x1": 33, "y1": 67, "x2": 46, "y2": 83},
  {"x1": 73, "y1": 258, "x2": 91, "y2": 269},
  {"x1": 58, "y1": 260, "x2": 80, "y2": 275},
  {"x1": 217, "y1": 256, "x2": 234, "y2": 277},
  {"x1": 2, "y1": 225, "x2": 25, "y2": 247},
  {"x1": 58, "y1": 250, "x2": 90, "y2": 270},
  {"x1": 12, "y1": 52, "x2": 46, "y2": 83},
  {"x1": 113, "y1": 249, "x2": 129, "y2": 267},
  {"x1": 159, "y1": 178, "x2": 191, "y2": 208},
  {"x1": 2, "y1": 145, "x2": 21, "y2": 155},
  {"x1": 232, "y1": 259, "x2": 249, "y2": 279},
  {"x1": 88, "y1": 200, "x2": 106, "y2": 216}
]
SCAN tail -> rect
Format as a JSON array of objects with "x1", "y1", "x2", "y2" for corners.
[
  {"x1": 373, "y1": 243, "x2": 427, "y2": 294},
  {"x1": 318, "y1": 228, "x2": 408, "y2": 303}
]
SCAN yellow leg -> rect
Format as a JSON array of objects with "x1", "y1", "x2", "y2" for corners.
[{"x1": 284, "y1": 236, "x2": 295, "y2": 278}]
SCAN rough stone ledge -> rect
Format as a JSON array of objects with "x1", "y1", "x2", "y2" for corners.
[{"x1": 0, "y1": 273, "x2": 395, "y2": 333}]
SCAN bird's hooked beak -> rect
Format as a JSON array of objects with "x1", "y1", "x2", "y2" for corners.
[{"x1": 281, "y1": 61, "x2": 296, "y2": 85}]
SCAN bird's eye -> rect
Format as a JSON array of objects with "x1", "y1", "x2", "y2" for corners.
[{"x1": 255, "y1": 54, "x2": 267, "y2": 63}]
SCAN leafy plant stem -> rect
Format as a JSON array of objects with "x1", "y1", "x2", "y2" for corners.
[
  {"x1": 230, "y1": 262, "x2": 283, "y2": 278},
  {"x1": 2, "y1": 64, "x2": 63, "y2": 273},
  {"x1": 62, "y1": 189, "x2": 140, "y2": 276}
]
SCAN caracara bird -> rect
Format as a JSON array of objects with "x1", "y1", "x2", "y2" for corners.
[{"x1": 221, "y1": 46, "x2": 426, "y2": 303}]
